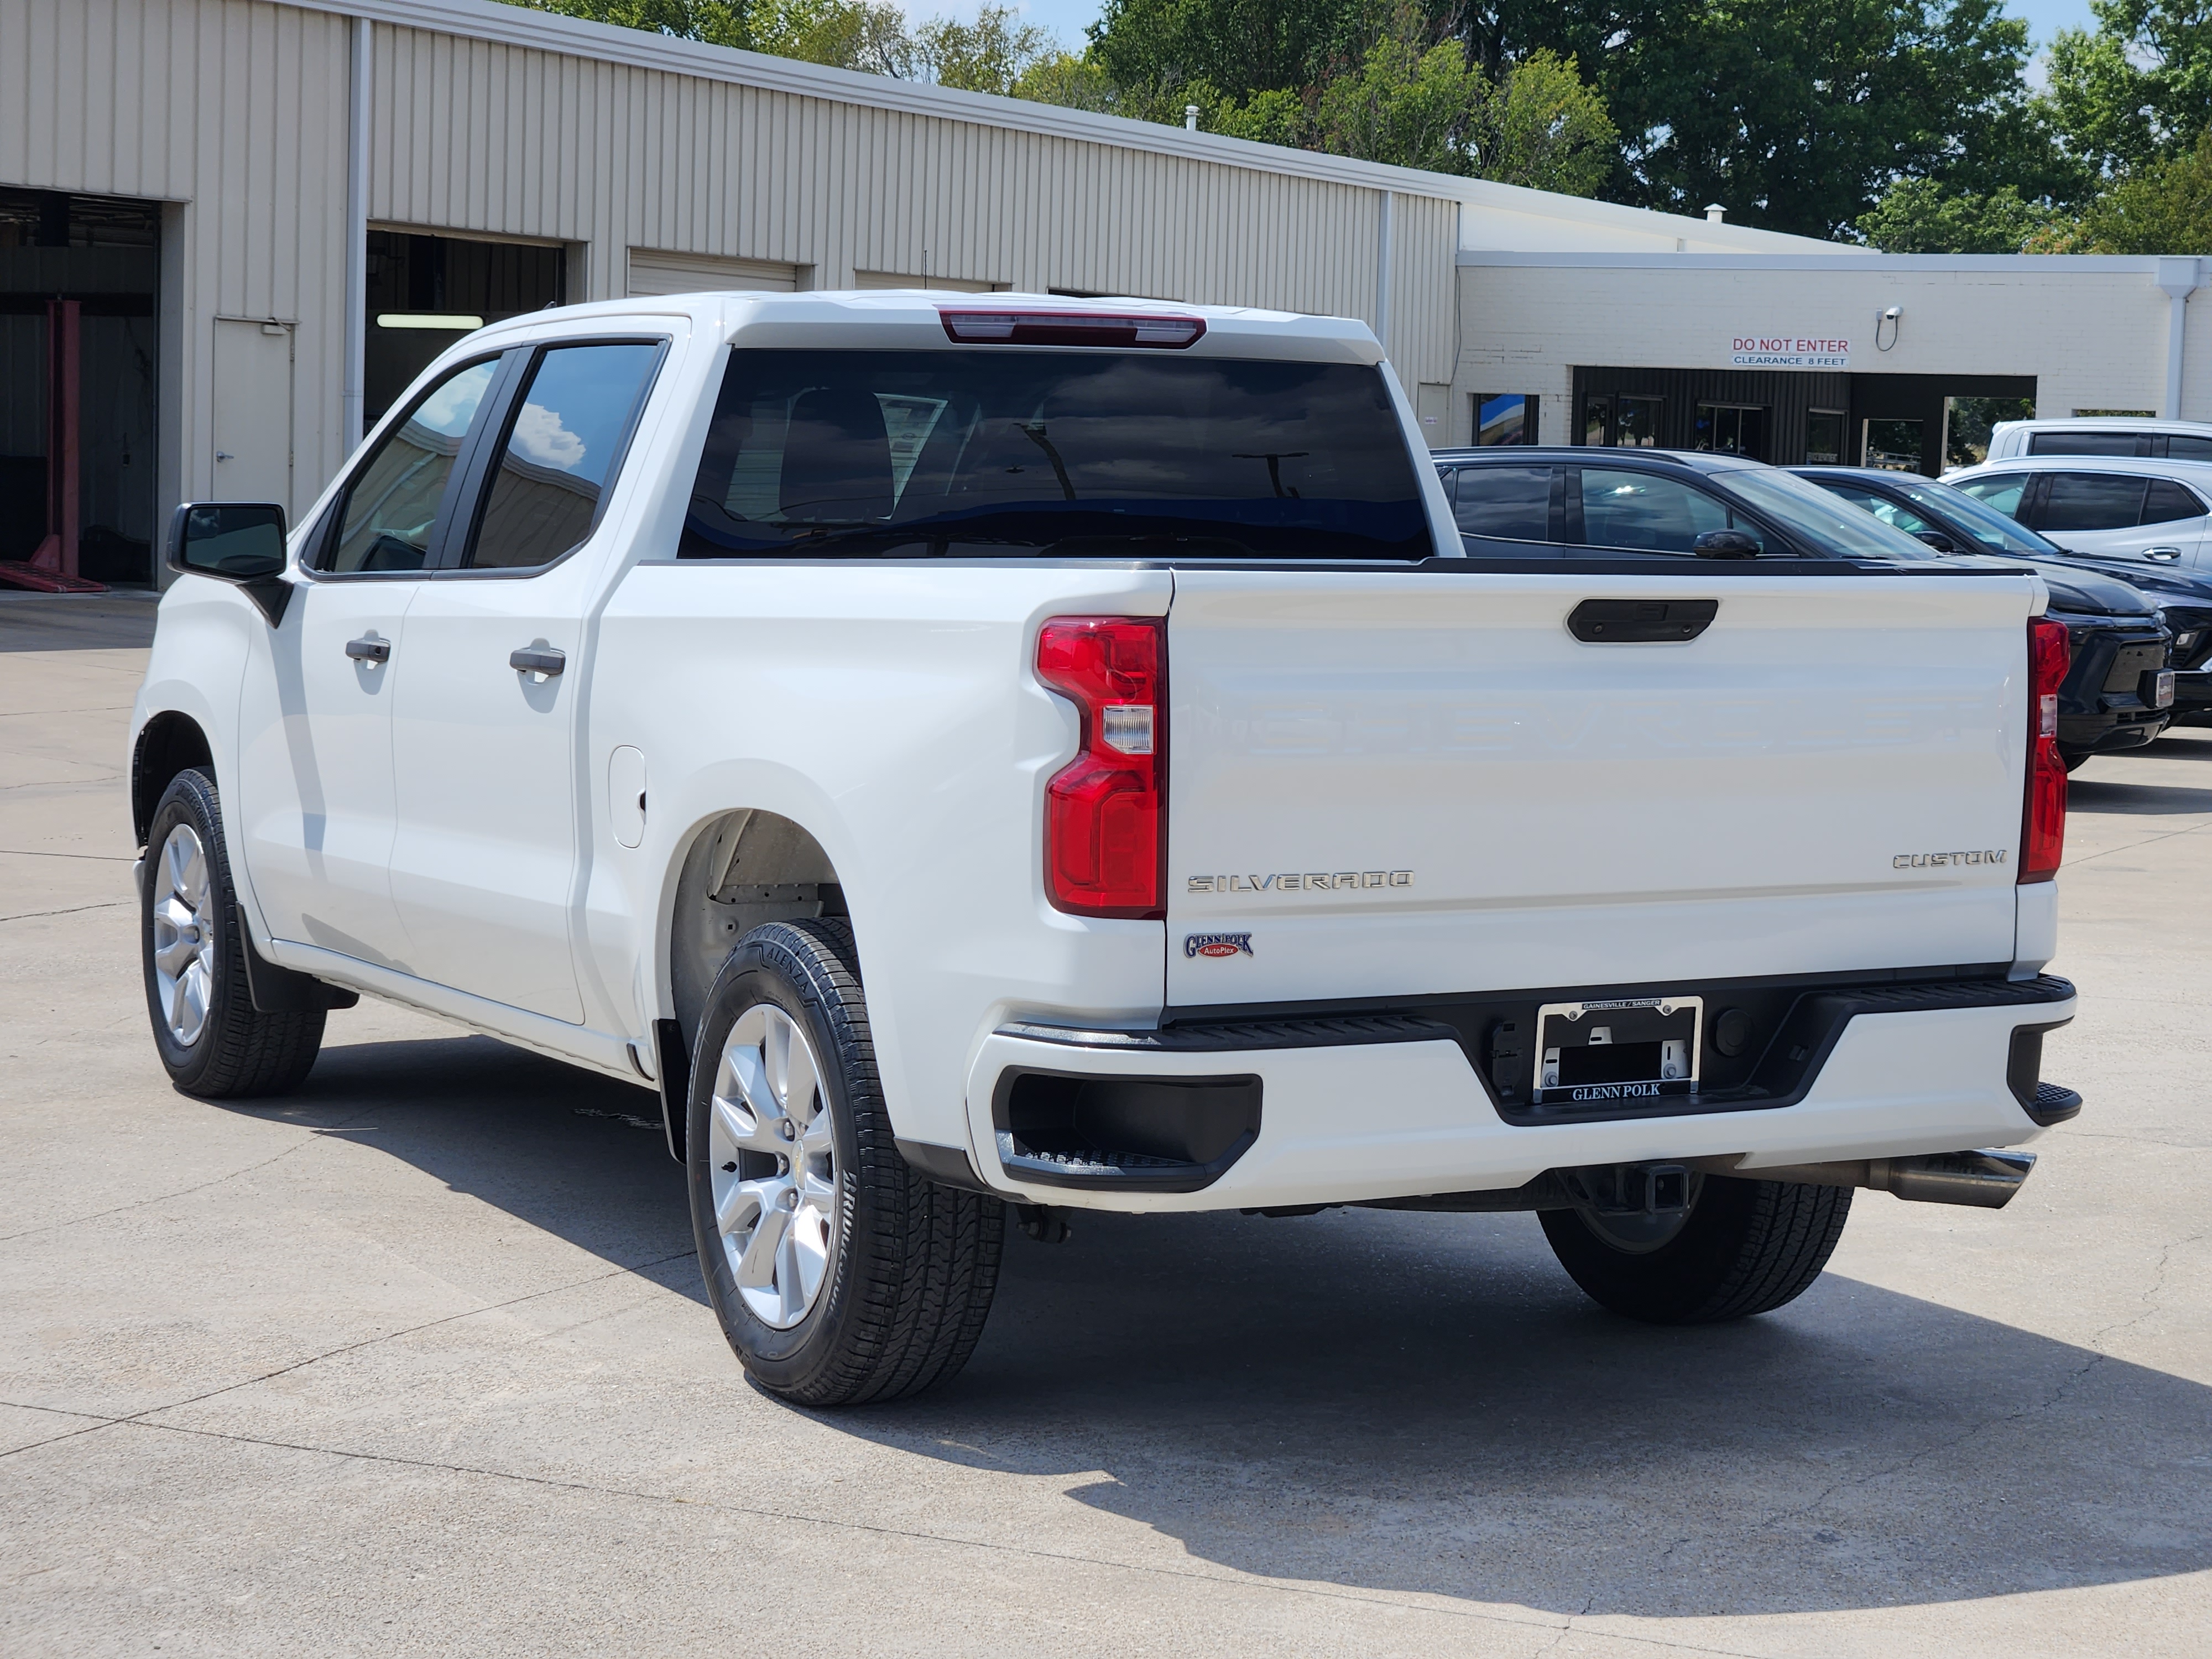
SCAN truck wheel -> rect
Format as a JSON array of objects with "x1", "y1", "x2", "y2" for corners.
[
  {"x1": 140, "y1": 768, "x2": 325, "y2": 1098},
  {"x1": 1540, "y1": 1175, "x2": 1851, "y2": 1324},
  {"x1": 688, "y1": 919, "x2": 1004, "y2": 1406}
]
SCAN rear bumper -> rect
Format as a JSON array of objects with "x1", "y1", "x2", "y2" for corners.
[{"x1": 952, "y1": 977, "x2": 2078, "y2": 1212}]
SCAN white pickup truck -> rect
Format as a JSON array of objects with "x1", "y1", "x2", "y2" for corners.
[{"x1": 132, "y1": 292, "x2": 2080, "y2": 1405}]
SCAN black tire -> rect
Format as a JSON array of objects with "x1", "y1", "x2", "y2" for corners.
[
  {"x1": 1540, "y1": 1175, "x2": 1851, "y2": 1324},
  {"x1": 140, "y1": 767, "x2": 325, "y2": 1098},
  {"x1": 687, "y1": 919, "x2": 1004, "y2": 1406}
]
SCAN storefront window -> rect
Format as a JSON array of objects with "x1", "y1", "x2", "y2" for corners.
[
  {"x1": 1615, "y1": 395, "x2": 1661, "y2": 447},
  {"x1": 1693, "y1": 403, "x2": 1768, "y2": 460},
  {"x1": 1582, "y1": 394, "x2": 1610, "y2": 446},
  {"x1": 1864, "y1": 418, "x2": 1923, "y2": 472},
  {"x1": 1474, "y1": 393, "x2": 1538, "y2": 446},
  {"x1": 1806, "y1": 410, "x2": 1844, "y2": 464}
]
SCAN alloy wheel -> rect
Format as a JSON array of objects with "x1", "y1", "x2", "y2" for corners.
[
  {"x1": 151, "y1": 823, "x2": 216, "y2": 1047},
  {"x1": 707, "y1": 1003, "x2": 841, "y2": 1329}
]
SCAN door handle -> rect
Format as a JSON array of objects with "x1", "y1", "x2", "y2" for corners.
[
  {"x1": 1567, "y1": 598, "x2": 1719, "y2": 643},
  {"x1": 510, "y1": 645, "x2": 566, "y2": 677},
  {"x1": 2144, "y1": 547, "x2": 2183, "y2": 562},
  {"x1": 345, "y1": 636, "x2": 390, "y2": 663}
]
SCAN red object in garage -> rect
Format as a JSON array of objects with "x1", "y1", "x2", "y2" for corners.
[{"x1": 0, "y1": 298, "x2": 106, "y2": 593}]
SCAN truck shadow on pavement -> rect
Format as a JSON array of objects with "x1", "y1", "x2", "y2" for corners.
[{"x1": 246, "y1": 1029, "x2": 2212, "y2": 1620}]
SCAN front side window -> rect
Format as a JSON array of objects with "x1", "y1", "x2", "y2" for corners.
[
  {"x1": 1955, "y1": 474, "x2": 2029, "y2": 519},
  {"x1": 681, "y1": 349, "x2": 1431, "y2": 560},
  {"x1": 1827, "y1": 483, "x2": 1937, "y2": 537},
  {"x1": 2041, "y1": 472, "x2": 2150, "y2": 531},
  {"x1": 1895, "y1": 481, "x2": 2053, "y2": 554},
  {"x1": 323, "y1": 358, "x2": 499, "y2": 572},
  {"x1": 463, "y1": 342, "x2": 663, "y2": 571},
  {"x1": 1576, "y1": 467, "x2": 1734, "y2": 554},
  {"x1": 1452, "y1": 464, "x2": 1552, "y2": 540}
]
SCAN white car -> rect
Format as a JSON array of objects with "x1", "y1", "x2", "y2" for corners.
[
  {"x1": 1945, "y1": 453, "x2": 2212, "y2": 571},
  {"x1": 1983, "y1": 415, "x2": 2212, "y2": 463},
  {"x1": 131, "y1": 292, "x2": 2081, "y2": 1404}
]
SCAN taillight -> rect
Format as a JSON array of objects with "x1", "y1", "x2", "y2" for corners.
[
  {"x1": 1036, "y1": 616, "x2": 1165, "y2": 918},
  {"x1": 2021, "y1": 614, "x2": 2069, "y2": 883}
]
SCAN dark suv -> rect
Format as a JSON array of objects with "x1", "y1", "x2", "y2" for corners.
[{"x1": 1794, "y1": 464, "x2": 2210, "y2": 737}]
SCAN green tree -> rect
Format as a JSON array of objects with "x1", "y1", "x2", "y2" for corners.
[
  {"x1": 2046, "y1": 0, "x2": 2212, "y2": 175},
  {"x1": 2045, "y1": 132, "x2": 2212, "y2": 251},
  {"x1": 1855, "y1": 176, "x2": 2054, "y2": 251},
  {"x1": 914, "y1": 6, "x2": 1059, "y2": 93}
]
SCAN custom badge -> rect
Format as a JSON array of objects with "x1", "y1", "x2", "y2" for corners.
[{"x1": 1184, "y1": 932, "x2": 1254, "y2": 959}]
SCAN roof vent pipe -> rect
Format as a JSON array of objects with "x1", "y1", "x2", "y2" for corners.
[
  {"x1": 1185, "y1": 105, "x2": 1199, "y2": 131},
  {"x1": 1704, "y1": 204, "x2": 1726, "y2": 224}
]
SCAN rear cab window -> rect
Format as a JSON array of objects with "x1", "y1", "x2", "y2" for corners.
[{"x1": 680, "y1": 349, "x2": 1433, "y2": 561}]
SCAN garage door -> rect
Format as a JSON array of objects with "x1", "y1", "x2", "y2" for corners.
[{"x1": 627, "y1": 249, "x2": 801, "y2": 296}]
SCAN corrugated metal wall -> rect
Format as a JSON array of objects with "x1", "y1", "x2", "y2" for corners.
[
  {"x1": 1, "y1": 0, "x2": 1457, "y2": 523},
  {"x1": 0, "y1": 0, "x2": 351, "y2": 515},
  {"x1": 366, "y1": 19, "x2": 1456, "y2": 383}
]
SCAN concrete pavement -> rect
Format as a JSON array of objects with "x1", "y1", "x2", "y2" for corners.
[{"x1": 1, "y1": 592, "x2": 2207, "y2": 1656}]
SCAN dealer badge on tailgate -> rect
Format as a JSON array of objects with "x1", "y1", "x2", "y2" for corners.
[{"x1": 1533, "y1": 997, "x2": 1702, "y2": 1105}]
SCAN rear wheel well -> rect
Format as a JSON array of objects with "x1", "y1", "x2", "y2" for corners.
[
  {"x1": 668, "y1": 810, "x2": 846, "y2": 1057},
  {"x1": 133, "y1": 713, "x2": 213, "y2": 847}
]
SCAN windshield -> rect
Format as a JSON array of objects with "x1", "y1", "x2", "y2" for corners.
[
  {"x1": 1893, "y1": 478, "x2": 2060, "y2": 554},
  {"x1": 1709, "y1": 467, "x2": 1943, "y2": 561},
  {"x1": 679, "y1": 349, "x2": 1432, "y2": 560}
]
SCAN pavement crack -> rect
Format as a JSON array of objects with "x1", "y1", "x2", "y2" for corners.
[
  {"x1": 0, "y1": 899, "x2": 131, "y2": 924},
  {"x1": 0, "y1": 847, "x2": 136, "y2": 861}
]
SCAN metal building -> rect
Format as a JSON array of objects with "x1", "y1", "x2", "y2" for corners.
[{"x1": 0, "y1": 0, "x2": 1832, "y2": 587}]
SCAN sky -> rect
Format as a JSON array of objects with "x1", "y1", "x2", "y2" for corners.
[{"x1": 917, "y1": 0, "x2": 2107, "y2": 62}]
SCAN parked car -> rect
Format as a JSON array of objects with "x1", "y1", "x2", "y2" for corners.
[
  {"x1": 1432, "y1": 445, "x2": 1978, "y2": 561},
  {"x1": 1982, "y1": 415, "x2": 2212, "y2": 463},
  {"x1": 1794, "y1": 466, "x2": 2183, "y2": 761},
  {"x1": 1942, "y1": 454, "x2": 2212, "y2": 572},
  {"x1": 134, "y1": 295, "x2": 2080, "y2": 1405}
]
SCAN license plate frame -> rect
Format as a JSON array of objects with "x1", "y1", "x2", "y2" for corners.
[{"x1": 1532, "y1": 995, "x2": 1703, "y2": 1107}]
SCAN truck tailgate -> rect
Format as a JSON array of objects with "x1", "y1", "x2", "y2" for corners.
[{"x1": 1165, "y1": 569, "x2": 2037, "y2": 1008}]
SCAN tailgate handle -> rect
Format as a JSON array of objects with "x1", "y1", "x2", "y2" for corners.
[{"x1": 1568, "y1": 598, "x2": 1719, "y2": 643}]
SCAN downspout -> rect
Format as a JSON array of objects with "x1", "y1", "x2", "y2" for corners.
[
  {"x1": 2157, "y1": 257, "x2": 2205, "y2": 421},
  {"x1": 341, "y1": 16, "x2": 372, "y2": 455}
]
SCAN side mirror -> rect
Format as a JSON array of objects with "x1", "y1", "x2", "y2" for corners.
[
  {"x1": 1692, "y1": 528, "x2": 1761, "y2": 560},
  {"x1": 1912, "y1": 530, "x2": 1958, "y2": 552},
  {"x1": 165, "y1": 502, "x2": 291, "y2": 624}
]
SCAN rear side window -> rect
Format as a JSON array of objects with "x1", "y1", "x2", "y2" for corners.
[
  {"x1": 2029, "y1": 431, "x2": 2146, "y2": 457},
  {"x1": 321, "y1": 358, "x2": 499, "y2": 573},
  {"x1": 462, "y1": 342, "x2": 663, "y2": 571},
  {"x1": 2041, "y1": 472, "x2": 2149, "y2": 531},
  {"x1": 1451, "y1": 464, "x2": 1552, "y2": 540},
  {"x1": 2142, "y1": 479, "x2": 2206, "y2": 525},
  {"x1": 680, "y1": 349, "x2": 1432, "y2": 560},
  {"x1": 2166, "y1": 435, "x2": 2212, "y2": 462}
]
